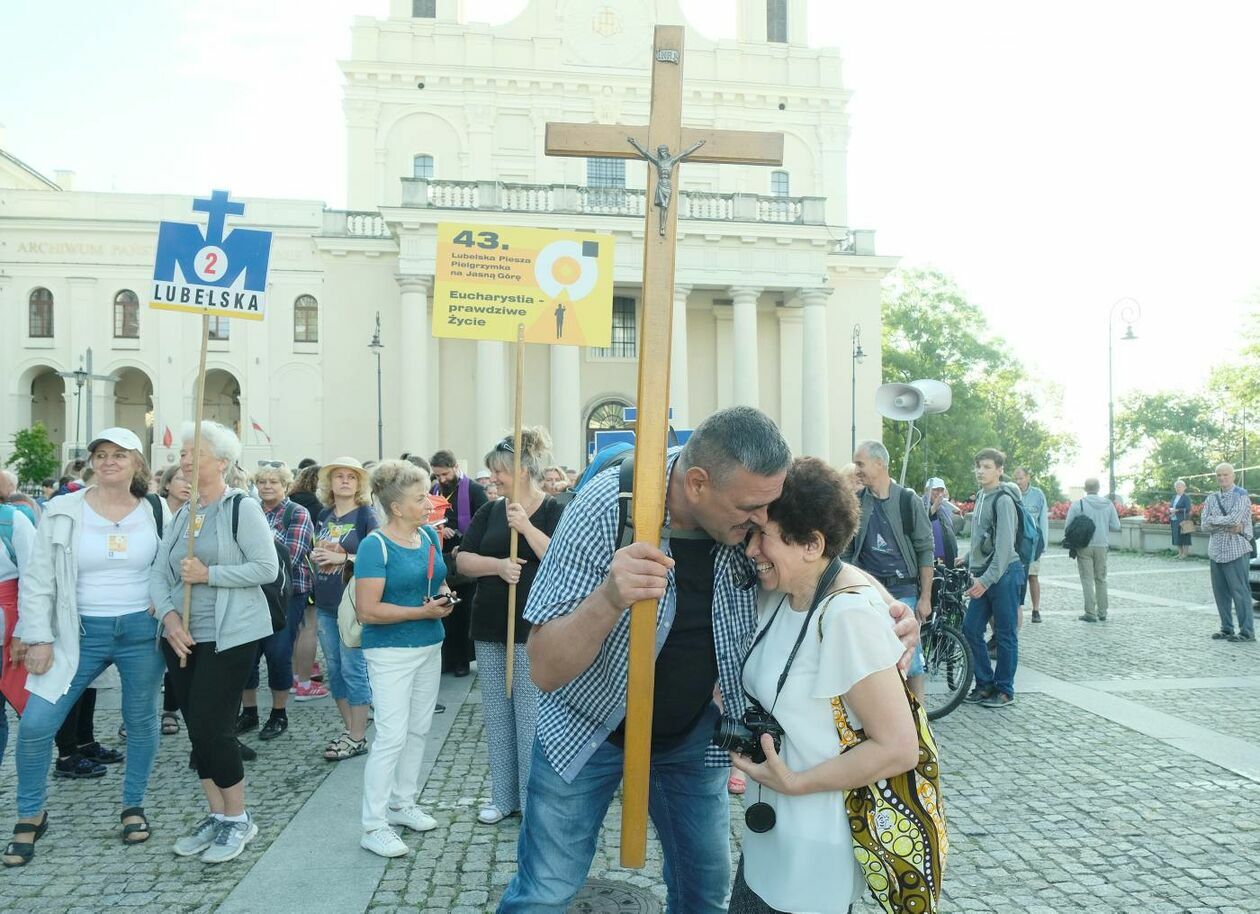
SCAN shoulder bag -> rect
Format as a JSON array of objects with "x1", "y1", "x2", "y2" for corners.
[
  {"x1": 816, "y1": 587, "x2": 949, "y2": 914},
  {"x1": 338, "y1": 532, "x2": 387, "y2": 648}
]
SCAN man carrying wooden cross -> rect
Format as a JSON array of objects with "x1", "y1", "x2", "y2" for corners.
[{"x1": 497, "y1": 407, "x2": 920, "y2": 912}]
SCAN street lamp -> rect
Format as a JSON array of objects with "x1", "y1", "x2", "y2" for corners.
[
  {"x1": 56, "y1": 347, "x2": 117, "y2": 457},
  {"x1": 851, "y1": 324, "x2": 866, "y2": 456},
  {"x1": 1107, "y1": 297, "x2": 1140, "y2": 501},
  {"x1": 369, "y1": 311, "x2": 384, "y2": 461}
]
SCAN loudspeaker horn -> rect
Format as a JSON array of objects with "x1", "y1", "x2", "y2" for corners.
[
  {"x1": 910, "y1": 379, "x2": 952, "y2": 415},
  {"x1": 875, "y1": 383, "x2": 924, "y2": 420}
]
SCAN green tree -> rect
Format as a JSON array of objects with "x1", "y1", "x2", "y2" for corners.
[
  {"x1": 880, "y1": 269, "x2": 1074, "y2": 501},
  {"x1": 1113, "y1": 390, "x2": 1238, "y2": 502},
  {"x1": 6, "y1": 423, "x2": 60, "y2": 485}
]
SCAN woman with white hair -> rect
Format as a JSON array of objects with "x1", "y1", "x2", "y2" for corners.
[
  {"x1": 150, "y1": 421, "x2": 279, "y2": 865},
  {"x1": 4, "y1": 428, "x2": 165, "y2": 866},
  {"x1": 354, "y1": 460, "x2": 452, "y2": 857},
  {"x1": 1170, "y1": 479, "x2": 1192, "y2": 559}
]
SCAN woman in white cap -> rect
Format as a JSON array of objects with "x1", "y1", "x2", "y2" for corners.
[
  {"x1": 4, "y1": 428, "x2": 165, "y2": 866},
  {"x1": 311, "y1": 457, "x2": 378, "y2": 761}
]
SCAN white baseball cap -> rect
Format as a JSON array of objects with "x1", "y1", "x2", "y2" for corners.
[
  {"x1": 88, "y1": 427, "x2": 144, "y2": 453},
  {"x1": 925, "y1": 477, "x2": 946, "y2": 490}
]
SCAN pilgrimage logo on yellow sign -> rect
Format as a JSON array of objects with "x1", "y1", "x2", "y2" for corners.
[{"x1": 433, "y1": 222, "x2": 614, "y2": 346}]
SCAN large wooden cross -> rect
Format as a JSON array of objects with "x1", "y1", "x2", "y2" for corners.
[{"x1": 546, "y1": 24, "x2": 783, "y2": 869}]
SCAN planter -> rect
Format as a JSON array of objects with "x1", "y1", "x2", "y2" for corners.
[{"x1": 1046, "y1": 518, "x2": 1210, "y2": 557}]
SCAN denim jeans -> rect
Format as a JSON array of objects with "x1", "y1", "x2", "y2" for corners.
[
  {"x1": 16, "y1": 612, "x2": 164, "y2": 817},
  {"x1": 887, "y1": 581, "x2": 925, "y2": 677},
  {"x1": 316, "y1": 609, "x2": 372, "y2": 706},
  {"x1": 246, "y1": 592, "x2": 307, "y2": 691},
  {"x1": 963, "y1": 562, "x2": 1023, "y2": 698},
  {"x1": 1210, "y1": 555, "x2": 1255, "y2": 637},
  {"x1": 498, "y1": 703, "x2": 730, "y2": 914}
]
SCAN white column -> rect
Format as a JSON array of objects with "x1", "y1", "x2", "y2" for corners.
[
  {"x1": 549, "y1": 344, "x2": 582, "y2": 468},
  {"x1": 396, "y1": 275, "x2": 432, "y2": 455},
  {"x1": 670, "y1": 284, "x2": 692, "y2": 427},
  {"x1": 776, "y1": 308, "x2": 803, "y2": 455},
  {"x1": 713, "y1": 304, "x2": 733, "y2": 410},
  {"x1": 475, "y1": 341, "x2": 508, "y2": 456},
  {"x1": 729, "y1": 286, "x2": 761, "y2": 407},
  {"x1": 799, "y1": 287, "x2": 832, "y2": 460}
]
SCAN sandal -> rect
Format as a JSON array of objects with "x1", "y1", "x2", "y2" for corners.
[
  {"x1": 2, "y1": 813, "x2": 49, "y2": 867},
  {"x1": 161, "y1": 712, "x2": 180, "y2": 736},
  {"x1": 323, "y1": 733, "x2": 368, "y2": 761},
  {"x1": 121, "y1": 807, "x2": 151, "y2": 845}
]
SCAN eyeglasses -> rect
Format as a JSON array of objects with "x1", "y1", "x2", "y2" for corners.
[{"x1": 257, "y1": 460, "x2": 287, "y2": 469}]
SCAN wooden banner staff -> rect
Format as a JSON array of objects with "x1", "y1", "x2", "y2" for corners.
[
  {"x1": 179, "y1": 313, "x2": 211, "y2": 667},
  {"x1": 545, "y1": 25, "x2": 783, "y2": 868},
  {"x1": 505, "y1": 324, "x2": 526, "y2": 698}
]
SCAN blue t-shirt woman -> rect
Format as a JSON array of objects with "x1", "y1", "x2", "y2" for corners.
[{"x1": 354, "y1": 526, "x2": 447, "y2": 649}]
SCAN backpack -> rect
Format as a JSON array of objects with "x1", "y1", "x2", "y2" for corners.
[
  {"x1": 144, "y1": 493, "x2": 164, "y2": 539},
  {"x1": 985, "y1": 487, "x2": 1041, "y2": 567},
  {"x1": 229, "y1": 494, "x2": 293, "y2": 633},
  {"x1": 0, "y1": 504, "x2": 16, "y2": 566},
  {"x1": 1061, "y1": 499, "x2": 1096, "y2": 553}
]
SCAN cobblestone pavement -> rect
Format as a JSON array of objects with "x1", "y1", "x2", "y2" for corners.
[{"x1": 2, "y1": 548, "x2": 1258, "y2": 912}]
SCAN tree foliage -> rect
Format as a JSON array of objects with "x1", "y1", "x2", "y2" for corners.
[
  {"x1": 880, "y1": 269, "x2": 1073, "y2": 501},
  {"x1": 6, "y1": 423, "x2": 60, "y2": 485},
  {"x1": 1112, "y1": 391, "x2": 1228, "y2": 501}
]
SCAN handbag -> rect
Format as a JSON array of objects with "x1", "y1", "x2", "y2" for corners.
[
  {"x1": 1179, "y1": 519, "x2": 1197, "y2": 535},
  {"x1": 337, "y1": 532, "x2": 388, "y2": 648},
  {"x1": 817, "y1": 593, "x2": 948, "y2": 914}
]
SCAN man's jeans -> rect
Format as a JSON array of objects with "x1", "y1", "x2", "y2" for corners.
[
  {"x1": 963, "y1": 562, "x2": 1023, "y2": 698},
  {"x1": 1210, "y1": 554, "x2": 1255, "y2": 638},
  {"x1": 887, "y1": 581, "x2": 925, "y2": 677},
  {"x1": 1075, "y1": 545, "x2": 1110, "y2": 619},
  {"x1": 17, "y1": 612, "x2": 164, "y2": 817},
  {"x1": 498, "y1": 704, "x2": 730, "y2": 913}
]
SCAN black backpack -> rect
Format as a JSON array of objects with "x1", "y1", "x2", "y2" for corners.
[
  {"x1": 229, "y1": 494, "x2": 293, "y2": 632},
  {"x1": 1061, "y1": 500, "x2": 1096, "y2": 554}
]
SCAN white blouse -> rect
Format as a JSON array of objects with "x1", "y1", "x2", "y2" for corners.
[
  {"x1": 740, "y1": 585, "x2": 905, "y2": 914},
  {"x1": 76, "y1": 501, "x2": 158, "y2": 617}
]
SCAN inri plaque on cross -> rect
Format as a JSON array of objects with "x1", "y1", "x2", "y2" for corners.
[{"x1": 545, "y1": 25, "x2": 784, "y2": 868}]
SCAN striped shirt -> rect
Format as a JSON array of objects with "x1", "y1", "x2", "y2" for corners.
[
  {"x1": 265, "y1": 498, "x2": 315, "y2": 594},
  {"x1": 524, "y1": 450, "x2": 759, "y2": 783},
  {"x1": 1200, "y1": 486, "x2": 1254, "y2": 564}
]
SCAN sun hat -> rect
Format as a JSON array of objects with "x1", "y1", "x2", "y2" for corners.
[
  {"x1": 88, "y1": 427, "x2": 144, "y2": 453},
  {"x1": 318, "y1": 456, "x2": 369, "y2": 488}
]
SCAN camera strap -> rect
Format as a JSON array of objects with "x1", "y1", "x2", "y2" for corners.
[{"x1": 741, "y1": 557, "x2": 845, "y2": 714}]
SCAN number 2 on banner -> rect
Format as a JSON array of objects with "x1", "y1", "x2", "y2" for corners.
[{"x1": 195, "y1": 246, "x2": 228, "y2": 282}]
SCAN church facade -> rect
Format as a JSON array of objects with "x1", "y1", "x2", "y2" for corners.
[{"x1": 0, "y1": 0, "x2": 895, "y2": 475}]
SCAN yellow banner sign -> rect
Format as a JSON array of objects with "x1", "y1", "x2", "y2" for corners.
[{"x1": 433, "y1": 222, "x2": 614, "y2": 346}]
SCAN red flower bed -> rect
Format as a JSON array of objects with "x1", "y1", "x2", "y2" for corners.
[{"x1": 1049, "y1": 501, "x2": 1071, "y2": 520}]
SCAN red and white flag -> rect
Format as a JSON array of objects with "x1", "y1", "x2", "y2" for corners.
[
  {"x1": 249, "y1": 417, "x2": 272, "y2": 445},
  {"x1": 162, "y1": 426, "x2": 173, "y2": 448}
]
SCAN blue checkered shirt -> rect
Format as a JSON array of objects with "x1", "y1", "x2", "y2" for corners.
[{"x1": 524, "y1": 450, "x2": 759, "y2": 783}]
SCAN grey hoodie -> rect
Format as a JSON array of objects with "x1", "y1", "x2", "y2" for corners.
[
  {"x1": 967, "y1": 482, "x2": 1022, "y2": 588},
  {"x1": 1065, "y1": 495, "x2": 1122, "y2": 549}
]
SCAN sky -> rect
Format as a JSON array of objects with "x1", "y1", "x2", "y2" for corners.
[{"x1": 3, "y1": 0, "x2": 1258, "y2": 487}]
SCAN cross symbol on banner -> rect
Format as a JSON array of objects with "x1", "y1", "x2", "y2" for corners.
[{"x1": 192, "y1": 189, "x2": 245, "y2": 246}]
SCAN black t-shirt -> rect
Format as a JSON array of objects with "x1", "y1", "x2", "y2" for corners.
[
  {"x1": 462, "y1": 496, "x2": 566, "y2": 644},
  {"x1": 610, "y1": 535, "x2": 718, "y2": 750}
]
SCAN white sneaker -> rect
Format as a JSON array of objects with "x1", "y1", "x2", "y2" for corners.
[
  {"x1": 200, "y1": 816, "x2": 258, "y2": 864},
  {"x1": 361, "y1": 826, "x2": 409, "y2": 857},
  {"x1": 477, "y1": 805, "x2": 507, "y2": 825},
  {"x1": 173, "y1": 815, "x2": 220, "y2": 857},
  {"x1": 387, "y1": 804, "x2": 437, "y2": 833}
]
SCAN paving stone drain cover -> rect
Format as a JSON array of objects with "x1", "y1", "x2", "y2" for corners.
[{"x1": 568, "y1": 879, "x2": 661, "y2": 913}]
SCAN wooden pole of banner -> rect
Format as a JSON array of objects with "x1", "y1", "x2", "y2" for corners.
[
  {"x1": 179, "y1": 313, "x2": 211, "y2": 667},
  {"x1": 505, "y1": 324, "x2": 526, "y2": 698},
  {"x1": 545, "y1": 26, "x2": 782, "y2": 867}
]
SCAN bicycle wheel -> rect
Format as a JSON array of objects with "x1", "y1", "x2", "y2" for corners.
[{"x1": 921, "y1": 623, "x2": 973, "y2": 721}]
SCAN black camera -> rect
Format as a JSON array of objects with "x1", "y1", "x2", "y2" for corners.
[{"x1": 712, "y1": 701, "x2": 785, "y2": 764}]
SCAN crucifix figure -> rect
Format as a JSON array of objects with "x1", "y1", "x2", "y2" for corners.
[
  {"x1": 627, "y1": 137, "x2": 705, "y2": 235},
  {"x1": 545, "y1": 25, "x2": 783, "y2": 870}
]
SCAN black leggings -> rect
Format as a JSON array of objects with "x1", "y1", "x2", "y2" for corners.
[
  {"x1": 162, "y1": 639, "x2": 258, "y2": 789},
  {"x1": 163, "y1": 672, "x2": 180, "y2": 713},
  {"x1": 54, "y1": 688, "x2": 97, "y2": 757},
  {"x1": 727, "y1": 857, "x2": 854, "y2": 914}
]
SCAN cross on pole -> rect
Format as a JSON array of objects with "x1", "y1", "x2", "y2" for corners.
[
  {"x1": 192, "y1": 189, "x2": 245, "y2": 246},
  {"x1": 545, "y1": 24, "x2": 783, "y2": 869}
]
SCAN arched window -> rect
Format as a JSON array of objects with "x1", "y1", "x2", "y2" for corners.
[
  {"x1": 29, "y1": 287, "x2": 54, "y2": 338},
  {"x1": 585, "y1": 397, "x2": 633, "y2": 457},
  {"x1": 770, "y1": 170, "x2": 790, "y2": 197},
  {"x1": 294, "y1": 294, "x2": 319, "y2": 343},
  {"x1": 113, "y1": 289, "x2": 140, "y2": 338},
  {"x1": 412, "y1": 154, "x2": 434, "y2": 180}
]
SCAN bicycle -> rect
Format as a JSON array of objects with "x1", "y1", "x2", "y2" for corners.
[{"x1": 918, "y1": 562, "x2": 974, "y2": 720}]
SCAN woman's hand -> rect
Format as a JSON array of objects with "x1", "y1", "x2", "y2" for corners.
[
  {"x1": 729, "y1": 735, "x2": 803, "y2": 796},
  {"x1": 415, "y1": 594, "x2": 456, "y2": 621},
  {"x1": 162, "y1": 612, "x2": 196, "y2": 660},
  {"x1": 180, "y1": 557, "x2": 210, "y2": 584},
  {"x1": 505, "y1": 503, "x2": 533, "y2": 534},
  {"x1": 23, "y1": 642, "x2": 54, "y2": 675},
  {"x1": 311, "y1": 543, "x2": 348, "y2": 573},
  {"x1": 498, "y1": 557, "x2": 526, "y2": 584}
]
